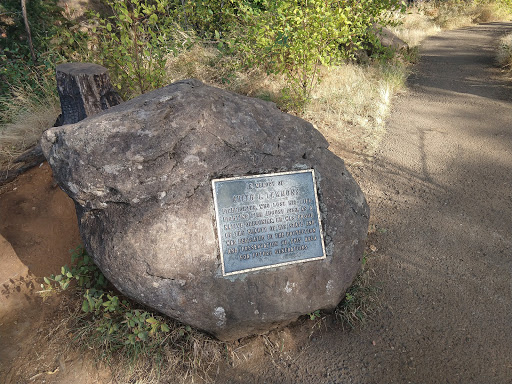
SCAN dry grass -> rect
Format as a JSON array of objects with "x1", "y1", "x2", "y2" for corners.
[
  {"x1": 335, "y1": 257, "x2": 380, "y2": 329},
  {"x1": 392, "y1": 2, "x2": 512, "y2": 48},
  {"x1": 433, "y1": 1, "x2": 511, "y2": 30},
  {"x1": 101, "y1": 327, "x2": 224, "y2": 384},
  {"x1": 302, "y1": 62, "x2": 409, "y2": 165},
  {"x1": 40, "y1": 291, "x2": 226, "y2": 384},
  {"x1": 497, "y1": 33, "x2": 512, "y2": 71},
  {"x1": 391, "y1": 8, "x2": 441, "y2": 47},
  {"x1": 165, "y1": 44, "x2": 283, "y2": 100},
  {"x1": 165, "y1": 44, "x2": 411, "y2": 166},
  {"x1": 0, "y1": 80, "x2": 59, "y2": 169}
]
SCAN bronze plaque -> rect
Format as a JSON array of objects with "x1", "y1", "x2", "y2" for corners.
[{"x1": 212, "y1": 170, "x2": 326, "y2": 276}]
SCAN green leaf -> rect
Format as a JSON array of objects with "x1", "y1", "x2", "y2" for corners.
[
  {"x1": 43, "y1": 277, "x2": 50, "y2": 285},
  {"x1": 82, "y1": 300, "x2": 90, "y2": 313}
]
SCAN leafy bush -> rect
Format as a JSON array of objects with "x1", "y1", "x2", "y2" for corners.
[
  {"x1": 231, "y1": 0, "x2": 405, "y2": 109},
  {"x1": 236, "y1": 0, "x2": 350, "y2": 108},
  {"x1": 178, "y1": 0, "x2": 240, "y2": 38},
  {"x1": 81, "y1": 0, "x2": 182, "y2": 99}
]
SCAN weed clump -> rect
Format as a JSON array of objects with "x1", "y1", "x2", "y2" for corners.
[
  {"x1": 497, "y1": 33, "x2": 512, "y2": 71},
  {"x1": 0, "y1": 77, "x2": 59, "y2": 168},
  {"x1": 40, "y1": 246, "x2": 224, "y2": 383},
  {"x1": 335, "y1": 252, "x2": 381, "y2": 329},
  {"x1": 391, "y1": 7, "x2": 441, "y2": 47}
]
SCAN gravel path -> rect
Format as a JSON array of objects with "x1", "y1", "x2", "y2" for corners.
[
  {"x1": 340, "y1": 21, "x2": 512, "y2": 383},
  {"x1": 220, "y1": 21, "x2": 512, "y2": 384}
]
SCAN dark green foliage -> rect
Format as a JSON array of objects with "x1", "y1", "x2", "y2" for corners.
[
  {"x1": 0, "y1": 0, "x2": 70, "y2": 97},
  {"x1": 1, "y1": 0, "x2": 407, "y2": 110}
]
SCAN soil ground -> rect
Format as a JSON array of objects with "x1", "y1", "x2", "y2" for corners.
[{"x1": 1, "y1": 22, "x2": 511, "y2": 383}]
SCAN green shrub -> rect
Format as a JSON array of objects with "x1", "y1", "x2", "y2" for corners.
[
  {"x1": 179, "y1": 0, "x2": 240, "y2": 38},
  {"x1": 40, "y1": 246, "x2": 172, "y2": 354},
  {"x1": 231, "y1": 0, "x2": 405, "y2": 110},
  {"x1": 40, "y1": 246, "x2": 223, "y2": 380},
  {"x1": 81, "y1": 0, "x2": 182, "y2": 99}
]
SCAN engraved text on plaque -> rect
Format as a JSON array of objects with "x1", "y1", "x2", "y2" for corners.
[{"x1": 212, "y1": 170, "x2": 326, "y2": 276}]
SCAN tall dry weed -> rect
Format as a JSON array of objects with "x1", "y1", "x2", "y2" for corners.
[
  {"x1": 391, "y1": 7, "x2": 441, "y2": 47},
  {"x1": 0, "y1": 79, "x2": 59, "y2": 168},
  {"x1": 434, "y1": 1, "x2": 511, "y2": 30},
  {"x1": 165, "y1": 44, "x2": 285, "y2": 100},
  {"x1": 497, "y1": 33, "x2": 512, "y2": 71},
  {"x1": 302, "y1": 62, "x2": 408, "y2": 165}
]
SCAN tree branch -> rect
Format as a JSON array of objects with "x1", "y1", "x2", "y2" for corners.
[{"x1": 21, "y1": 0, "x2": 37, "y2": 62}]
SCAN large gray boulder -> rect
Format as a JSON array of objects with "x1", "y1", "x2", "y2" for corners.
[
  {"x1": 373, "y1": 24, "x2": 409, "y2": 51},
  {"x1": 41, "y1": 79, "x2": 369, "y2": 341}
]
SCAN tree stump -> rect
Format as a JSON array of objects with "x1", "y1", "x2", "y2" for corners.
[
  {"x1": 55, "y1": 62, "x2": 122, "y2": 126},
  {"x1": 0, "y1": 63, "x2": 122, "y2": 186}
]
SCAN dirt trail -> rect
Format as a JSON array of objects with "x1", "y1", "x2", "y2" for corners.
[
  {"x1": 1, "y1": 22, "x2": 511, "y2": 384},
  {"x1": 217, "y1": 22, "x2": 512, "y2": 383}
]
